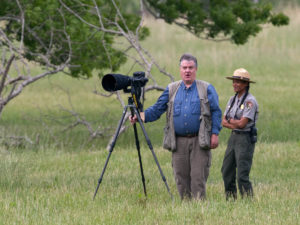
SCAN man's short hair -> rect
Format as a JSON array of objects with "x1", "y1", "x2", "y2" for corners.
[{"x1": 179, "y1": 53, "x2": 198, "y2": 68}]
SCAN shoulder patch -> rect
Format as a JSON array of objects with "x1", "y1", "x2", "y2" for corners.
[{"x1": 246, "y1": 101, "x2": 253, "y2": 109}]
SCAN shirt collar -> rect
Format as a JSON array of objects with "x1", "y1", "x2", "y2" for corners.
[
  {"x1": 237, "y1": 92, "x2": 246, "y2": 101},
  {"x1": 180, "y1": 80, "x2": 196, "y2": 90}
]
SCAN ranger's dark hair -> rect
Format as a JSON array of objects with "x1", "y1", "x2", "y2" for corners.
[{"x1": 179, "y1": 53, "x2": 198, "y2": 68}]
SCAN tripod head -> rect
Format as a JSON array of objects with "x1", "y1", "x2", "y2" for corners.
[{"x1": 127, "y1": 84, "x2": 144, "y2": 112}]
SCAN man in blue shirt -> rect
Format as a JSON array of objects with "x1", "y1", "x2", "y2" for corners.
[{"x1": 130, "y1": 53, "x2": 222, "y2": 200}]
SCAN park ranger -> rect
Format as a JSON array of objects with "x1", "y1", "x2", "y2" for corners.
[{"x1": 221, "y1": 68, "x2": 259, "y2": 200}]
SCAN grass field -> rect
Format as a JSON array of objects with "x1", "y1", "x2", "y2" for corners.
[
  {"x1": 1, "y1": 5, "x2": 300, "y2": 225},
  {"x1": 1, "y1": 143, "x2": 299, "y2": 224}
]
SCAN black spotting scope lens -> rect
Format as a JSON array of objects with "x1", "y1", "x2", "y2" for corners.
[
  {"x1": 102, "y1": 71, "x2": 147, "y2": 92},
  {"x1": 102, "y1": 74, "x2": 131, "y2": 92}
]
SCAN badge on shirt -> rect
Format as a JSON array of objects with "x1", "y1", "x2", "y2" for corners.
[
  {"x1": 246, "y1": 101, "x2": 253, "y2": 109},
  {"x1": 240, "y1": 104, "x2": 244, "y2": 110}
]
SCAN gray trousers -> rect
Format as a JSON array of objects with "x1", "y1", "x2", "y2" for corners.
[
  {"x1": 221, "y1": 132, "x2": 255, "y2": 199},
  {"x1": 172, "y1": 136, "x2": 211, "y2": 200}
]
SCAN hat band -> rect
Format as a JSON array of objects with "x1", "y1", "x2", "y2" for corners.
[{"x1": 232, "y1": 76, "x2": 250, "y2": 81}]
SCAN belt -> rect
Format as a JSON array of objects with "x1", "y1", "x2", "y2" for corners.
[
  {"x1": 176, "y1": 133, "x2": 198, "y2": 138},
  {"x1": 232, "y1": 130, "x2": 250, "y2": 134}
]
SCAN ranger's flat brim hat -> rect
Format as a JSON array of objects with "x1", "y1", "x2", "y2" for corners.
[{"x1": 226, "y1": 68, "x2": 256, "y2": 83}]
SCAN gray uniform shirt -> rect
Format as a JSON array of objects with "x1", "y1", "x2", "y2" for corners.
[{"x1": 224, "y1": 92, "x2": 259, "y2": 131}]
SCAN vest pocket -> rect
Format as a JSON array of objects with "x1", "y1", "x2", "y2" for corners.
[
  {"x1": 198, "y1": 115, "x2": 212, "y2": 150},
  {"x1": 200, "y1": 98, "x2": 210, "y2": 116}
]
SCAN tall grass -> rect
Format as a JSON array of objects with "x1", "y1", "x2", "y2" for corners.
[{"x1": 1, "y1": 142, "x2": 299, "y2": 224}]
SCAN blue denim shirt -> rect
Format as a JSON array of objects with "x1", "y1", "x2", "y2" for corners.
[{"x1": 144, "y1": 81, "x2": 222, "y2": 135}]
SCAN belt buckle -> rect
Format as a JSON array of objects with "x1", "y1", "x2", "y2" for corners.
[
  {"x1": 176, "y1": 133, "x2": 198, "y2": 138},
  {"x1": 186, "y1": 133, "x2": 197, "y2": 137}
]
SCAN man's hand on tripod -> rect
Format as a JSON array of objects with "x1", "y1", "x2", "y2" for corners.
[{"x1": 129, "y1": 112, "x2": 145, "y2": 124}]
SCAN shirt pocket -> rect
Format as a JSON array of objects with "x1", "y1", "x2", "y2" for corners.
[
  {"x1": 173, "y1": 101, "x2": 182, "y2": 116},
  {"x1": 191, "y1": 100, "x2": 200, "y2": 115},
  {"x1": 235, "y1": 107, "x2": 243, "y2": 119}
]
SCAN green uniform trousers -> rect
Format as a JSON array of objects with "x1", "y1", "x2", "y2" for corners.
[
  {"x1": 172, "y1": 136, "x2": 211, "y2": 200},
  {"x1": 221, "y1": 131, "x2": 255, "y2": 199}
]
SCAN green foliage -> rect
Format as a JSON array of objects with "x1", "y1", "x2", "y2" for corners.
[
  {"x1": 0, "y1": 0, "x2": 289, "y2": 79},
  {"x1": 270, "y1": 12, "x2": 290, "y2": 26},
  {"x1": 0, "y1": 0, "x2": 149, "y2": 78},
  {"x1": 144, "y1": 0, "x2": 289, "y2": 44}
]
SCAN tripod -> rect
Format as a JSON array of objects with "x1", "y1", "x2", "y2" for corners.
[{"x1": 93, "y1": 96, "x2": 173, "y2": 200}]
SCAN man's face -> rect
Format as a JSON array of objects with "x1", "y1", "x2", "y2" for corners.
[{"x1": 180, "y1": 60, "x2": 197, "y2": 86}]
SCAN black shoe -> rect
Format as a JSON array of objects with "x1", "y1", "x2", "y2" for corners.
[{"x1": 226, "y1": 192, "x2": 237, "y2": 201}]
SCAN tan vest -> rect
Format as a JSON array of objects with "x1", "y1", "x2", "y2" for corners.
[{"x1": 163, "y1": 80, "x2": 212, "y2": 151}]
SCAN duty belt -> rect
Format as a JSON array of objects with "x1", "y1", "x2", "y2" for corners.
[{"x1": 232, "y1": 130, "x2": 250, "y2": 134}]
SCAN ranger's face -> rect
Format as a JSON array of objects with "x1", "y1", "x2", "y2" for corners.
[{"x1": 232, "y1": 79, "x2": 248, "y2": 94}]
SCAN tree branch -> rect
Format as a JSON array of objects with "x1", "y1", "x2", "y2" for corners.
[{"x1": 0, "y1": 54, "x2": 15, "y2": 97}]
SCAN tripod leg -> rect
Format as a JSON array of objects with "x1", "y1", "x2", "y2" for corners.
[
  {"x1": 93, "y1": 106, "x2": 129, "y2": 200},
  {"x1": 132, "y1": 123, "x2": 147, "y2": 197},
  {"x1": 133, "y1": 107, "x2": 173, "y2": 200}
]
